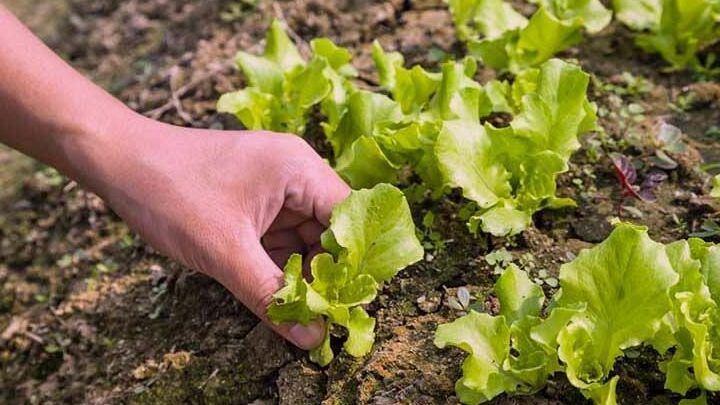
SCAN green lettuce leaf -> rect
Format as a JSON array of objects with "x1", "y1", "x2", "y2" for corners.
[
  {"x1": 612, "y1": 0, "x2": 662, "y2": 30},
  {"x1": 334, "y1": 136, "x2": 399, "y2": 188},
  {"x1": 614, "y1": 0, "x2": 720, "y2": 69},
  {"x1": 469, "y1": 204, "x2": 532, "y2": 237},
  {"x1": 263, "y1": 19, "x2": 304, "y2": 70},
  {"x1": 511, "y1": 7, "x2": 584, "y2": 70},
  {"x1": 451, "y1": 0, "x2": 611, "y2": 72},
  {"x1": 310, "y1": 38, "x2": 357, "y2": 77},
  {"x1": 217, "y1": 19, "x2": 350, "y2": 134},
  {"x1": 496, "y1": 264, "x2": 544, "y2": 323},
  {"x1": 372, "y1": 41, "x2": 441, "y2": 114},
  {"x1": 666, "y1": 293, "x2": 720, "y2": 392},
  {"x1": 430, "y1": 60, "x2": 488, "y2": 121},
  {"x1": 216, "y1": 88, "x2": 275, "y2": 130},
  {"x1": 446, "y1": 0, "x2": 527, "y2": 41},
  {"x1": 439, "y1": 223, "x2": 720, "y2": 403},
  {"x1": 327, "y1": 90, "x2": 403, "y2": 157},
  {"x1": 510, "y1": 58, "x2": 593, "y2": 159},
  {"x1": 660, "y1": 239, "x2": 720, "y2": 393},
  {"x1": 691, "y1": 239, "x2": 720, "y2": 301},
  {"x1": 435, "y1": 120, "x2": 512, "y2": 210},
  {"x1": 532, "y1": 0, "x2": 613, "y2": 33},
  {"x1": 327, "y1": 183, "x2": 424, "y2": 283},
  {"x1": 435, "y1": 311, "x2": 517, "y2": 404},
  {"x1": 584, "y1": 376, "x2": 619, "y2": 405},
  {"x1": 323, "y1": 89, "x2": 409, "y2": 188},
  {"x1": 436, "y1": 59, "x2": 596, "y2": 236},
  {"x1": 266, "y1": 254, "x2": 317, "y2": 324},
  {"x1": 435, "y1": 265, "x2": 571, "y2": 403},
  {"x1": 233, "y1": 19, "x2": 302, "y2": 95},
  {"x1": 556, "y1": 223, "x2": 678, "y2": 391},
  {"x1": 268, "y1": 184, "x2": 422, "y2": 366}
]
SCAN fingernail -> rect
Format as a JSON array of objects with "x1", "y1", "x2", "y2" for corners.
[{"x1": 289, "y1": 321, "x2": 324, "y2": 350}]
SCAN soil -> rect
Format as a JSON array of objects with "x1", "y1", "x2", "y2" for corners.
[{"x1": 1, "y1": 0, "x2": 719, "y2": 404}]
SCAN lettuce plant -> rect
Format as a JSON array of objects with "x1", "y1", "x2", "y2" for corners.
[
  {"x1": 217, "y1": 19, "x2": 355, "y2": 134},
  {"x1": 613, "y1": 0, "x2": 720, "y2": 70},
  {"x1": 436, "y1": 59, "x2": 598, "y2": 236},
  {"x1": 324, "y1": 42, "x2": 482, "y2": 190},
  {"x1": 267, "y1": 183, "x2": 423, "y2": 366},
  {"x1": 437, "y1": 223, "x2": 720, "y2": 404},
  {"x1": 447, "y1": 0, "x2": 611, "y2": 72},
  {"x1": 219, "y1": 22, "x2": 599, "y2": 237},
  {"x1": 341, "y1": 44, "x2": 599, "y2": 235},
  {"x1": 435, "y1": 264, "x2": 579, "y2": 403},
  {"x1": 656, "y1": 238, "x2": 720, "y2": 396}
]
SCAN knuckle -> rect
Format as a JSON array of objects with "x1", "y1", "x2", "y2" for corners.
[{"x1": 282, "y1": 133, "x2": 313, "y2": 153}]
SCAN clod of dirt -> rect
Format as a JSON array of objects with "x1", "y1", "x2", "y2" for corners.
[
  {"x1": 572, "y1": 214, "x2": 614, "y2": 243},
  {"x1": 276, "y1": 360, "x2": 326, "y2": 405},
  {"x1": 324, "y1": 314, "x2": 457, "y2": 403},
  {"x1": 236, "y1": 324, "x2": 295, "y2": 380}
]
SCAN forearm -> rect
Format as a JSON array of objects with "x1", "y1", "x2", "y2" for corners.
[{"x1": 0, "y1": 5, "x2": 147, "y2": 193}]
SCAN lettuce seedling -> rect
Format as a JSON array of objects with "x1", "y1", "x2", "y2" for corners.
[
  {"x1": 219, "y1": 23, "x2": 599, "y2": 238},
  {"x1": 447, "y1": 0, "x2": 611, "y2": 72},
  {"x1": 437, "y1": 59, "x2": 598, "y2": 236},
  {"x1": 267, "y1": 184, "x2": 423, "y2": 366},
  {"x1": 657, "y1": 238, "x2": 720, "y2": 395},
  {"x1": 342, "y1": 45, "x2": 600, "y2": 236},
  {"x1": 334, "y1": 49, "x2": 599, "y2": 236},
  {"x1": 554, "y1": 223, "x2": 678, "y2": 400},
  {"x1": 217, "y1": 19, "x2": 356, "y2": 134},
  {"x1": 437, "y1": 222, "x2": 720, "y2": 404},
  {"x1": 322, "y1": 43, "x2": 484, "y2": 190},
  {"x1": 435, "y1": 265, "x2": 578, "y2": 403},
  {"x1": 613, "y1": 0, "x2": 720, "y2": 70}
]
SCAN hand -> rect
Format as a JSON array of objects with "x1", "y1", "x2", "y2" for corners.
[
  {"x1": 88, "y1": 117, "x2": 350, "y2": 349},
  {"x1": 0, "y1": 6, "x2": 350, "y2": 349}
]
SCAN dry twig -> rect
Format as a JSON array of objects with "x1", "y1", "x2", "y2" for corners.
[
  {"x1": 271, "y1": 2, "x2": 311, "y2": 59},
  {"x1": 143, "y1": 61, "x2": 233, "y2": 123}
]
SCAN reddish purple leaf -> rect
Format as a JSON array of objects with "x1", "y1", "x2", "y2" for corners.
[
  {"x1": 610, "y1": 153, "x2": 667, "y2": 202},
  {"x1": 610, "y1": 153, "x2": 641, "y2": 199}
]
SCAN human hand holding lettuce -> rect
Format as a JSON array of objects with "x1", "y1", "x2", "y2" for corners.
[
  {"x1": 267, "y1": 184, "x2": 423, "y2": 365},
  {"x1": 0, "y1": 6, "x2": 355, "y2": 351}
]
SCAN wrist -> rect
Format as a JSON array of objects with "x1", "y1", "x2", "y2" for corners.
[{"x1": 61, "y1": 107, "x2": 160, "y2": 197}]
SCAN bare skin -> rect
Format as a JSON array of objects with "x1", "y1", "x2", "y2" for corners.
[{"x1": 0, "y1": 6, "x2": 350, "y2": 349}]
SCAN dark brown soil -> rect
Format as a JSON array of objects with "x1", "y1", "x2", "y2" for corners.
[{"x1": 1, "y1": 1, "x2": 719, "y2": 404}]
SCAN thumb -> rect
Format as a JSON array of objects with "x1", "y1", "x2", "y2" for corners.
[{"x1": 215, "y1": 226, "x2": 325, "y2": 350}]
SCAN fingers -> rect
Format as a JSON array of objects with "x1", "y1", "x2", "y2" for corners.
[
  {"x1": 284, "y1": 144, "x2": 351, "y2": 226},
  {"x1": 266, "y1": 210, "x2": 325, "y2": 247},
  {"x1": 296, "y1": 220, "x2": 324, "y2": 246},
  {"x1": 217, "y1": 226, "x2": 325, "y2": 350},
  {"x1": 263, "y1": 228, "x2": 306, "y2": 267}
]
